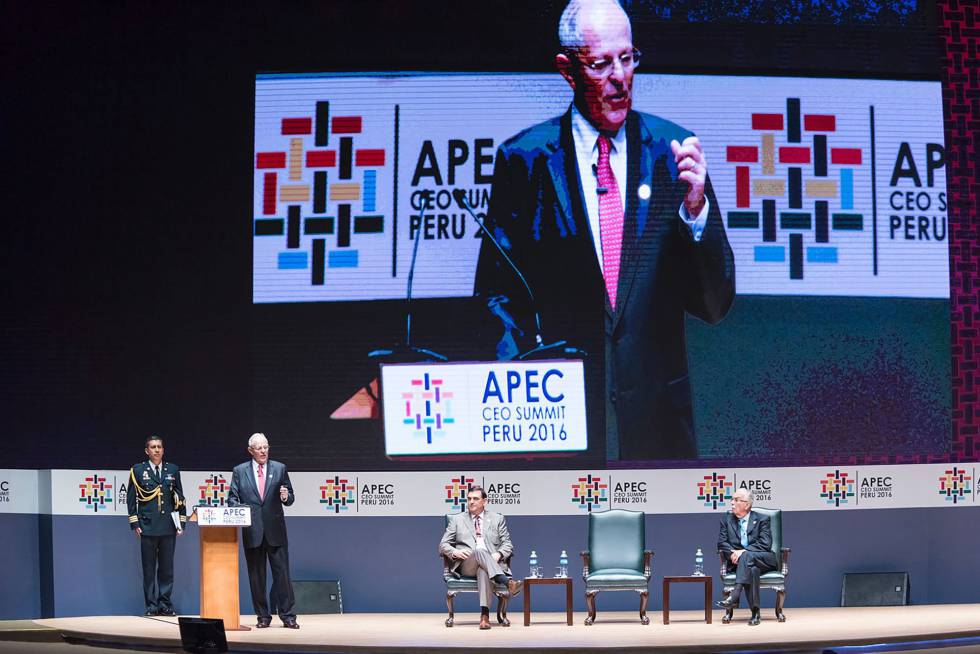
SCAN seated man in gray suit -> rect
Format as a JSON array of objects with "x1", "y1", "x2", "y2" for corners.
[
  {"x1": 716, "y1": 488, "x2": 778, "y2": 625},
  {"x1": 438, "y1": 485, "x2": 523, "y2": 630}
]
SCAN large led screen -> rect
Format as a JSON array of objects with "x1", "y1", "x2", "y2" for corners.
[{"x1": 251, "y1": 72, "x2": 950, "y2": 468}]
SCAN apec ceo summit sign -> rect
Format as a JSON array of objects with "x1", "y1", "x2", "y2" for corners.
[{"x1": 381, "y1": 360, "x2": 587, "y2": 456}]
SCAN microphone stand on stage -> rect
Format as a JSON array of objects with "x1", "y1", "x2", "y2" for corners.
[
  {"x1": 368, "y1": 194, "x2": 447, "y2": 364},
  {"x1": 452, "y1": 189, "x2": 587, "y2": 361}
]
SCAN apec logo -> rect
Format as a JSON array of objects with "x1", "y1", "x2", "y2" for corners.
[
  {"x1": 198, "y1": 474, "x2": 230, "y2": 507},
  {"x1": 486, "y1": 481, "x2": 521, "y2": 507},
  {"x1": 859, "y1": 476, "x2": 893, "y2": 501},
  {"x1": 320, "y1": 476, "x2": 357, "y2": 514},
  {"x1": 571, "y1": 474, "x2": 608, "y2": 512},
  {"x1": 697, "y1": 472, "x2": 734, "y2": 510},
  {"x1": 79, "y1": 473, "x2": 115, "y2": 513},
  {"x1": 819, "y1": 470, "x2": 855, "y2": 507},
  {"x1": 361, "y1": 482, "x2": 395, "y2": 508},
  {"x1": 401, "y1": 373, "x2": 456, "y2": 445},
  {"x1": 481, "y1": 368, "x2": 570, "y2": 445},
  {"x1": 724, "y1": 99, "x2": 866, "y2": 280},
  {"x1": 444, "y1": 475, "x2": 475, "y2": 512},
  {"x1": 938, "y1": 467, "x2": 972, "y2": 504},
  {"x1": 612, "y1": 480, "x2": 648, "y2": 506},
  {"x1": 737, "y1": 478, "x2": 773, "y2": 503},
  {"x1": 253, "y1": 101, "x2": 389, "y2": 294}
]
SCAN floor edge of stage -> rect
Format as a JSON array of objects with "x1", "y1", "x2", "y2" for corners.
[{"x1": 25, "y1": 605, "x2": 980, "y2": 653}]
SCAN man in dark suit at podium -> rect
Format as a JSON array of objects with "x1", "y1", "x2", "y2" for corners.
[
  {"x1": 229, "y1": 432, "x2": 299, "y2": 629},
  {"x1": 127, "y1": 435, "x2": 186, "y2": 616},
  {"x1": 475, "y1": 0, "x2": 735, "y2": 461},
  {"x1": 716, "y1": 489, "x2": 778, "y2": 625}
]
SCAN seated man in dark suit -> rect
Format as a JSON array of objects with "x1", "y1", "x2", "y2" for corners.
[{"x1": 716, "y1": 489, "x2": 778, "y2": 625}]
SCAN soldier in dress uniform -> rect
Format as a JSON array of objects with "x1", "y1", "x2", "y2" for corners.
[{"x1": 127, "y1": 435, "x2": 186, "y2": 616}]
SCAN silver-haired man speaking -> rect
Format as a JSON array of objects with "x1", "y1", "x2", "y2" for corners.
[{"x1": 229, "y1": 432, "x2": 298, "y2": 629}]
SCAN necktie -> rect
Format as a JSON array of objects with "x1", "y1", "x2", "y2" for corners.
[
  {"x1": 155, "y1": 465, "x2": 161, "y2": 479},
  {"x1": 740, "y1": 517, "x2": 748, "y2": 548},
  {"x1": 596, "y1": 134, "x2": 624, "y2": 309},
  {"x1": 475, "y1": 515, "x2": 482, "y2": 536},
  {"x1": 257, "y1": 464, "x2": 266, "y2": 500}
]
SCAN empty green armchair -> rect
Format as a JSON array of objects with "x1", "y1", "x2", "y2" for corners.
[
  {"x1": 718, "y1": 506, "x2": 790, "y2": 623},
  {"x1": 440, "y1": 514, "x2": 512, "y2": 627},
  {"x1": 580, "y1": 509, "x2": 653, "y2": 625}
]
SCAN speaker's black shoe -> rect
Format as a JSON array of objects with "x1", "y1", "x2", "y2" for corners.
[
  {"x1": 158, "y1": 607, "x2": 176, "y2": 616},
  {"x1": 256, "y1": 617, "x2": 272, "y2": 628},
  {"x1": 144, "y1": 609, "x2": 158, "y2": 617},
  {"x1": 748, "y1": 609, "x2": 761, "y2": 626}
]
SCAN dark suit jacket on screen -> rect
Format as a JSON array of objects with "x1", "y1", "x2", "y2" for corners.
[
  {"x1": 229, "y1": 459, "x2": 295, "y2": 549},
  {"x1": 475, "y1": 109, "x2": 735, "y2": 460}
]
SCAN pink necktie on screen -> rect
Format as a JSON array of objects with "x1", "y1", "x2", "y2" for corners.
[
  {"x1": 257, "y1": 464, "x2": 265, "y2": 500},
  {"x1": 597, "y1": 134, "x2": 624, "y2": 309},
  {"x1": 475, "y1": 515, "x2": 482, "y2": 536}
]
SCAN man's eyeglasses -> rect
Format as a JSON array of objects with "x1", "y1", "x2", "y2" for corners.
[
  {"x1": 731, "y1": 498, "x2": 749, "y2": 504},
  {"x1": 573, "y1": 48, "x2": 642, "y2": 78}
]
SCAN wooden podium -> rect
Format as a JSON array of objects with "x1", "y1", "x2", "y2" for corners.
[{"x1": 192, "y1": 506, "x2": 252, "y2": 631}]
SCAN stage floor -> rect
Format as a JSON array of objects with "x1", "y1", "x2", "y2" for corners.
[{"x1": 33, "y1": 605, "x2": 980, "y2": 653}]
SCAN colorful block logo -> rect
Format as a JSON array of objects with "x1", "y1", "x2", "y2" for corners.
[
  {"x1": 819, "y1": 470, "x2": 856, "y2": 507},
  {"x1": 571, "y1": 474, "x2": 608, "y2": 512},
  {"x1": 938, "y1": 467, "x2": 973, "y2": 504},
  {"x1": 725, "y1": 98, "x2": 864, "y2": 280},
  {"x1": 697, "y1": 472, "x2": 734, "y2": 509},
  {"x1": 320, "y1": 476, "x2": 356, "y2": 513},
  {"x1": 402, "y1": 372, "x2": 455, "y2": 444},
  {"x1": 79, "y1": 473, "x2": 113, "y2": 512},
  {"x1": 254, "y1": 101, "x2": 387, "y2": 286},
  {"x1": 444, "y1": 475, "x2": 475, "y2": 512},
  {"x1": 198, "y1": 474, "x2": 229, "y2": 507}
]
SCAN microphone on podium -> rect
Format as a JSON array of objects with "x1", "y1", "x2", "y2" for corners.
[{"x1": 452, "y1": 189, "x2": 586, "y2": 360}]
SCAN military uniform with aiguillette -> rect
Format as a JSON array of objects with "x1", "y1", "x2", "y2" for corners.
[{"x1": 127, "y1": 460, "x2": 186, "y2": 616}]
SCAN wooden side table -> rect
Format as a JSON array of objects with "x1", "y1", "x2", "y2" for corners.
[
  {"x1": 662, "y1": 575, "x2": 712, "y2": 625},
  {"x1": 523, "y1": 577, "x2": 573, "y2": 626}
]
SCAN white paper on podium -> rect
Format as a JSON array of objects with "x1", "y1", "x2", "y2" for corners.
[{"x1": 195, "y1": 505, "x2": 252, "y2": 526}]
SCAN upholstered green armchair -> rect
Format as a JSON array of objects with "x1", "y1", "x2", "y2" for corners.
[
  {"x1": 580, "y1": 509, "x2": 653, "y2": 625},
  {"x1": 718, "y1": 506, "x2": 790, "y2": 623},
  {"x1": 440, "y1": 514, "x2": 512, "y2": 628}
]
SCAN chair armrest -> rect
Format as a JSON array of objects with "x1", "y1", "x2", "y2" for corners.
[
  {"x1": 580, "y1": 551, "x2": 590, "y2": 580},
  {"x1": 643, "y1": 550, "x2": 653, "y2": 579},
  {"x1": 780, "y1": 547, "x2": 791, "y2": 576},
  {"x1": 441, "y1": 554, "x2": 453, "y2": 578}
]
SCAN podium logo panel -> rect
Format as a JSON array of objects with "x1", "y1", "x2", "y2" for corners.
[
  {"x1": 197, "y1": 474, "x2": 230, "y2": 507},
  {"x1": 381, "y1": 361, "x2": 587, "y2": 456},
  {"x1": 401, "y1": 372, "x2": 456, "y2": 445}
]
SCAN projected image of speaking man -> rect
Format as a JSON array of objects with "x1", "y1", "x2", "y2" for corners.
[{"x1": 475, "y1": 0, "x2": 735, "y2": 460}]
